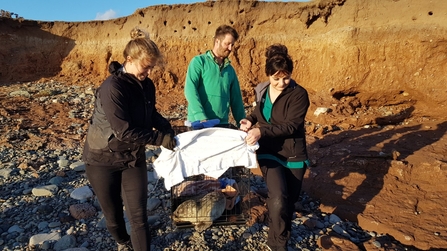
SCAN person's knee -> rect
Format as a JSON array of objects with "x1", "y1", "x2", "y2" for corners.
[
  {"x1": 267, "y1": 195, "x2": 287, "y2": 212},
  {"x1": 127, "y1": 210, "x2": 148, "y2": 227},
  {"x1": 128, "y1": 219, "x2": 149, "y2": 235},
  {"x1": 267, "y1": 186, "x2": 288, "y2": 201}
]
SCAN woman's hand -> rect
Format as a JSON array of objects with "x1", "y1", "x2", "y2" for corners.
[
  {"x1": 245, "y1": 128, "x2": 261, "y2": 146},
  {"x1": 239, "y1": 119, "x2": 252, "y2": 132}
]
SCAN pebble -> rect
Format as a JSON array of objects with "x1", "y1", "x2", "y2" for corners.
[{"x1": 70, "y1": 186, "x2": 93, "y2": 200}]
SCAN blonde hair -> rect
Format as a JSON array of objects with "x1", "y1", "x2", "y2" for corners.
[{"x1": 123, "y1": 27, "x2": 163, "y2": 66}]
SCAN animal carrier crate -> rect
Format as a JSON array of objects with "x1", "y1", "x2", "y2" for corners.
[{"x1": 170, "y1": 166, "x2": 251, "y2": 231}]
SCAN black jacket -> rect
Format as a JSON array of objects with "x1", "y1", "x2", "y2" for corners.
[
  {"x1": 82, "y1": 61, "x2": 172, "y2": 167},
  {"x1": 246, "y1": 80, "x2": 310, "y2": 162}
]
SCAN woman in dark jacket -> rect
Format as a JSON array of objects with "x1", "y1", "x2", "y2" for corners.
[
  {"x1": 82, "y1": 27, "x2": 176, "y2": 251},
  {"x1": 240, "y1": 44, "x2": 310, "y2": 251}
]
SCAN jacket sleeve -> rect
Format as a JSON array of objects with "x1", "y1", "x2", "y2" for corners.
[
  {"x1": 100, "y1": 79, "x2": 164, "y2": 146},
  {"x1": 259, "y1": 87, "x2": 310, "y2": 138},
  {"x1": 184, "y1": 56, "x2": 207, "y2": 121},
  {"x1": 246, "y1": 113, "x2": 258, "y2": 125},
  {"x1": 152, "y1": 111, "x2": 173, "y2": 134},
  {"x1": 245, "y1": 87, "x2": 261, "y2": 125},
  {"x1": 229, "y1": 72, "x2": 246, "y2": 127}
]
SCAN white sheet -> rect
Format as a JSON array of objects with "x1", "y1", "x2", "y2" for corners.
[{"x1": 153, "y1": 127, "x2": 259, "y2": 190}]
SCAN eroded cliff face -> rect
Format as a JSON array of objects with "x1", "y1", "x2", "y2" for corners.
[
  {"x1": 1, "y1": 0, "x2": 447, "y2": 249},
  {"x1": 2, "y1": 0, "x2": 446, "y2": 115}
]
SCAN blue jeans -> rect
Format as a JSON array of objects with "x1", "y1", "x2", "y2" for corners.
[{"x1": 86, "y1": 164, "x2": 150, "y2": 251}]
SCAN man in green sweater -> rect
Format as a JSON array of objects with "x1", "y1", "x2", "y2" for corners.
[{"x1": 184, "y1": 24, "x2": 246, "y2": 129}]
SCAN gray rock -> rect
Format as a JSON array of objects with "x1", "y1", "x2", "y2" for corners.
[
  {"x1": 53, "y1": 234, "x2": 77, "y2": 251},
  {"x1": 0, "y1": 168, "x2": 13, "y2": 179},
  {"x1": 48, "y1": 221, "x2": 61, "y2": 228},
  {"x1": 70, "y1": 186, "x2": 93, "y2": 201},
  {"x1": 147, "y1": 171, "x2": 157, "y2": 183},
  {"x1": 29, "y1": 232, "x2": 61, "y2": 247},
  {"x1": 147, "y1": 198, "x2": 161, "y2": 211},
  {"x1": 37, "y1": 221, "x2": 49, "y2": 230},
  {"x1": 57, "y1": 159, "x2": 70, "y2": 168},
  {"x1": 9, "y1": 90, "x2": 31, "y2": 98},
  {"x1": 49, "y1": 176, "x2": 64, "y2": 185},
  {"x1": 41, "y1": 240, "x2": 51, "y2": 250},
  {"x1": 329, "y1": 214, "x2": 342, "y2": 224},
  {"x1": 7, "y1": 225, "x2": 24, "y2": 233},
  {"x1": 147, "y1": 215, "x2": 161, "y2": 225},
  {"x1": 32, "y1": 185, "x2": 59, "y2": 196},
  {"x1": 332, "y1": 224, "x2": 351, "y2": 238},
  {"x1": 70, "y1": 161, "x2": 86, "y2": 172}
]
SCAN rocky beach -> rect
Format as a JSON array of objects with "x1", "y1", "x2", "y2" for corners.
[{"x1": 0, "y1": 81, "x2": 427, "y2": 251}]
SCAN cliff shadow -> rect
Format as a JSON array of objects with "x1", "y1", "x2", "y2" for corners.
[
  {"x1": 0, "y1": 17, "x2": 75, "y2": 85},
  {"x1": 303, "y1": 108, "x2": 447, "y2": 223}
]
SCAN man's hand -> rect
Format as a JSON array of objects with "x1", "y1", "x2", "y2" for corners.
[{"x1": 239, "y1": 119, "x2": 252, "y2": 132}]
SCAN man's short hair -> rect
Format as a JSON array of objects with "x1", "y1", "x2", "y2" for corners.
[{"x1": 214, "y1": 25, "x2": 239, "y2": 41}]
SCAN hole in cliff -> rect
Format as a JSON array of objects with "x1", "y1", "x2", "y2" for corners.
[
  {"x1": 208, "y1": 21, "x2": 211, "y2": 25},
  {"x1": 230, "y1": 20, "x2": 234, "y2": 25},
  {"x1": 164, "y1": 21, "x2": 167, "y2": 26},
  {"x1": 306, "y1": 15, "x2": 319, "y2": 28},
  {"x1": 239, "y1": 9, "x2": 244, "y2": 13},
  {"x1": 138, "y1": 10, "x2": 144, "y2": 17},
  {"x1": 428, "y1": 11, "x2": 433, "y2": 15},
  {"x1": 183, "y1": 26, "x2": 186, "y2": 29},
  {"x1": 332, "y1": 91, "x2": 359, "y2": 101},
  {"x1": 174, "y1": 30, "x2": 177, "y2": 33},
  {"x1": 192, "y1": 27, "x2": 197, "y2": 31},
  {"x1": 188, "y1": 20, "x2": 191, "y2": 24},
  {"x1": 106, "y1": 51, "x2": 112, "y2": 63}
]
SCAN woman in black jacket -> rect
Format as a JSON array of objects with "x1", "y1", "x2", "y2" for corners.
[
  {"x1": 82, "y1": 27, "x2": 176, "y2": 251},
  {"x1": 240, "y1": 44, "x2": 310, "y2": 251}
]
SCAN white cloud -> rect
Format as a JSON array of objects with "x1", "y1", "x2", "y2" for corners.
[{"x1": 95, "y1": 9, "x2": 117, "y2": 20}]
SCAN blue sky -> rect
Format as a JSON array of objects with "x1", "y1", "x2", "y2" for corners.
[{"x1": 1, "y1": 0, "x2": 309, "y2": 22}]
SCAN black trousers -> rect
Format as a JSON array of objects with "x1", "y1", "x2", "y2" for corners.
[
  {"x1": 259, "y1": 159, "x2": 307, "y2": 249},
  {"x1": 86, "y1": 163, "x2": 150, "y2": 251}
]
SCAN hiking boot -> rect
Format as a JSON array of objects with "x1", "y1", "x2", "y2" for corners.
[{"x1": 117, "y1": 240, "x2": 133, "y2": 251}]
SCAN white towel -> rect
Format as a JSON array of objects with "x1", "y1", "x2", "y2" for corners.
[{"x1": 153, "y1": 127, "x2": 259, "y2": 190}]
